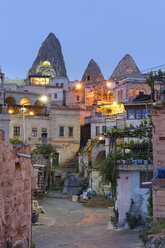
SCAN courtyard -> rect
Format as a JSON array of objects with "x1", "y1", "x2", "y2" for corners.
[{"x1": 32, "y1": 198, "x2": 142, "y2": 248}]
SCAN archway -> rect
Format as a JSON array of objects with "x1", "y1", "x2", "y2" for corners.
[
  {"x1": 5, "y1": 96, "x2": 16, "y2": 105},
  {"x1": 94, "y1": 150, "x2": 106, "y2": 165},
  {"x1": 20, "y1": 98, "x2": 31, "y2": 106}
]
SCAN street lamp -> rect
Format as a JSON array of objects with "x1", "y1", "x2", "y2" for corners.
[{"x1": 22, "y1": 95, "x2": 48, "y2": 144}]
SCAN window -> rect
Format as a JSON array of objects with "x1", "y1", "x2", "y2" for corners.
[
  {"x1": 14, "y1": 126, "x2": 20, "y2": 136},
  {"x1": 77, "y1": 96, "x2": 80, "y2": 101},
  {"x1": 61, "y1": 83, "x2": 64, "y2": 87},
  {"x1": 87, "y1": 74, "x2": 90, "y2": 81},
  {"x1": 102, "y1": 126, "x2": 106, "y2": 134},
  {"x1": 59, "y1": 126, "x2": 64, "y2": 137},
  {"x1": 96, "y1": 126, "x2": 100, "y2": 136},
  {"x1": 121, "y1": 90, "x2": 123, "y2": 100},
  {"x1": 136, "y1": 109, "x2": 141, "y2": 119},
  {"x1": 54, "y1": 93, "x2": 57, "y2": 99},
  {"x1": 142, "y1": 109, "x2": 149, "y2": 119},
  {"x1": 129, "y1": 89, "x2": 134, "y2": 98},
  {"x1": 140, "y1": 172, "x2": 153, "y2": 188},
  {"x1": 42, "y1": 128, "x2": 47, "y2": 134},
  {"x1": 69, "y1": 127, "x2": 73, "y2": 137},
  {"x1": 56, "y1": 83, "x2": 59, "y2": 87},
  {"x1": 135, "y1": 89, "x2": 139, "y2": 96},
  {"x1": 128, "y1": 109, "x2": 135, "y2": 119},
  {"x1": 32, "y1": 128, "x2": 37, "y2": 137}
]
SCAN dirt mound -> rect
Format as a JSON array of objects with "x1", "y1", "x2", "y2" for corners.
[{"x1": 84, "y1": 195, "x2": 114, "y2": 208}]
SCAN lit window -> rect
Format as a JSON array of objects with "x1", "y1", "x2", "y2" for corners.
[
  {"x1": 135, "y1": 89, "x2": 139, "y2": 96},
  {"x1": 20, "y1": 98, "x2": 31, "y2": 106},
  {"x1": 59, "y1": 126, "x2": 64, "y2": 137},
  {"x1": 69, "y1": 127, "x2": 73, "y2": 137},
  {"x1": 32, "y1": 128, "x2": 37, "y2": 137},
  {"x1": 96, "y1": 126, "x2": 100, "y2": 136},
  {"x1": 128, "y1": 109, "x2": 135, "y2": 119},
  {"x1": 130, "y1": 68, "x2": 133, "y2": 72},
  {"x1": 136, "y1": 109, "x2": 141, "y2": 119},
  {"x1": 54, "y1": 93, "x2": 57, "y2": 99},
  {"x1": 14, "y1": 126, "x2": 20, "y2": 136},
  {"x1": 129, "y1": 89, "x2": 134, "y2": 98},
  {"x1": 126, "y1": 67, "x2": 130, "y2": 72}
]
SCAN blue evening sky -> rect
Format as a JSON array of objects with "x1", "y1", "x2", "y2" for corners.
[{"x1": 0, "y1": 0, "x2": 165, "y2": 80}]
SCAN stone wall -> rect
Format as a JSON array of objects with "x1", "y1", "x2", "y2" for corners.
[
  {"x1": 0, "y1": 130, "x2": 32, "y2": 248},
  {"x1": 152, "y1": 105, "x2": 165, "y2": 221}
]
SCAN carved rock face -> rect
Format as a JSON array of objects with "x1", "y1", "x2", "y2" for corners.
[{"x1": 27, "y1": 33, "x2": 67, "y2": 79}]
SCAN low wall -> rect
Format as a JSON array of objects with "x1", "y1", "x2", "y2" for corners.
[{"x1": 0, "y1": 130, "x2": 32, "y2": 248}]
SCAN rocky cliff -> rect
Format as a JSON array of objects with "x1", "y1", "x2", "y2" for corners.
[{"x1": 27, "y1": 33, "x2": 67, "y2": 78}]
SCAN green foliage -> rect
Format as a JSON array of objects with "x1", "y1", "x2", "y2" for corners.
[
  {"x1": 147, "y1": 189, "x2": 153, "y2": 217},
  {"x1": 9, "y1": 137, "x2": 23, "y2": 144},
  {"x1": 33, "y1": 143, "x2": 56, "y2": 158},
  {"x1": 80, "y1": 138, "x2": 98, "y2": 155},
  {"x1": 126, "y1": 212, "x2": 141, "y2": 229},
  {"x1": 100, "y1": 153, "x2": 119, "y2": 198}
]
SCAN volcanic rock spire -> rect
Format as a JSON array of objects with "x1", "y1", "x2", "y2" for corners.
[
  {"x1": 27, "y1": 33, "x2": 67, "y2": 78},
  {"x1": 110, "y1": 54, "x2": 143, "y2": 80},
  {"x1": 81, "y1": 59, "x2": 105, "y2": 84}
]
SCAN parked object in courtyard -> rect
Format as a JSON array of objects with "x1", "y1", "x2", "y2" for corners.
[{"x1": 32, "y1": 200, "x2": 45, "y2": 223}]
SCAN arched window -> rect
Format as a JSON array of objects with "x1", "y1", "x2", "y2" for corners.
[
  {"x1": 129, "y1": 89, "x2": 134, "y2": 98},
  {"x1": 5, "y1": 96, "x2": 16, "y2": 105},
  {"x1": 20, "y1": 98, "x2": 31, "y2": 106},
  {"x1": 135, "y1": 89, "x2": 139, "y2": 96}
]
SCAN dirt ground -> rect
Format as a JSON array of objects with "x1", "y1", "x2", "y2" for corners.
[
  {"x1": 32, "y1": 198, "x2": 142, "y2": 248},
  {"x1": 83, "y1": 195, "x2": 114, "y2": 208}
]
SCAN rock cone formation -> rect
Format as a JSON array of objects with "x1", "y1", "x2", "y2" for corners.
[
  {"x1": 81, "y1": 59, "x2": 104, "y2": 83},
  {"x1": 110, "y1": 54, "x2": 143, "y2": 80},
  {"x1": 27, "y1": 33, "x2": 67, "y2": 78}
]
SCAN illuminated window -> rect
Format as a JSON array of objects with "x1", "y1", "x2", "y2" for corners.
[
  {"x1": 129, "y1": 89, "x2": 134, "y2": 98},
  {"x1": 69, "y1": 127, "x2": 73, "y2": 137},
  {"x1": 96, "y1": 126, "x2": 100, "y2": 136},
  {"x1": 126, "y1": 67, "x2": 130, "y2": 72},
  {"x1": 32, "y1": 128, "x2": 37, "y2": 137},
  {"x1": 43, "y1": 61, "x2": 50, "y2": 66},
  {"x1": 135, "y1": 89, "x2": 139, "y2": 96},
  {"x1": 59, "y1": 126, "x2": 64, "y2": 137},
  {"x1": 130, "y1": 68, "x2": 133, "y2": 72},
  {"x1": 30, "y1": 77, "x2": 49, "y2": 86},
  {"x1": 14, "y1": 126, "x2": 20, "y2": 136},
  {"x1": 20, "y1": 98, "x2": 31, "y2": 106}
]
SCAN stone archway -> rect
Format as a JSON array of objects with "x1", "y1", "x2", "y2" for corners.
[
  {"x1": 94, "y1": 150, "x2": 106, "y2": 166},
  {"x1": 5, "y1": 96, "x2": 16, "y2": 105}
]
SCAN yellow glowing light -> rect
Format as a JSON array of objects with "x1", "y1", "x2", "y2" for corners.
[
  {"x1": 8, "y1": 109, "x2": 13, "y2": 114},
  {"x1": 106, "y1": 81, "x2": 111, "y2": 87},
  {"x1": 76, "y1": 83, "x2": 81, "y2": 90},
  {"x1": 40, "y1": 95, "x2": 48, "y2": 102},
  {"x1": 43, "y1": 61, "x2": 51, "y2": 66},
  {"x1": 112, "y1": 101, "x2": 117, "y2": 107},
  {"x1": 29, "y1": 111, "x2": 34, "y2": 116},
  {"x1": 99, "y1": 136, "x2": 103, "y2": 141}
]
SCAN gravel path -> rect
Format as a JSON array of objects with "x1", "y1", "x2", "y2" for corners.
[{"x1": 32, "y1": 198, "x2": 142, "y2": 248}]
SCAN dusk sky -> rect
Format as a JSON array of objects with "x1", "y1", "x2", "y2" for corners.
[{"x1": 1, "y1": 0, "x2": 165, "y2": 80}]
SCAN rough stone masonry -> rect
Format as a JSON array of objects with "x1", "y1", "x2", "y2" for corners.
[{"x1": 0, "y1": 129, "x2": 32, "y2": 248}]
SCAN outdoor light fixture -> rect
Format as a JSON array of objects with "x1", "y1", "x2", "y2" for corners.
[
  {"x1": 106, "y1": 81, "x2": 111, "y2": 87},
  {"x1": 99, "y1": 136, "x2": 103, "y2": 141},
  {"x1": 8, "y1": 109, "x2": 13, "y2": 114},
  {"x1": 76, "y1": 83, "x2": 81, "y2": 90},
  {"x1": 112, "y1": 101, "x2": 117, "y2": 107},
  {"x1": 40, "y1": 95, "x2": 48, "y2": 102},
  {"x1": 29, "y1": 111, "x2": 34, "y2": 116}
]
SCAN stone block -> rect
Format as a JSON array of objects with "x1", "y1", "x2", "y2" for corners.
[
  {"x1": 156, "y1": 190, "x2": 165, "y2": 198},
  {"x1": 154, "y1": 211, "x2": 165, "y2": 219},
  {"x1": 153, "y1": 197, "x2": 165, "y2": 206}
]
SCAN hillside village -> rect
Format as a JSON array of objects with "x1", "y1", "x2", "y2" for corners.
[{"x1": 1, "y1": 33, "x2": 165, "y2": 248}]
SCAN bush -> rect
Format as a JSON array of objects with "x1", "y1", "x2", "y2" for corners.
[
  {"x1": 9, "y1": 137, "x2": 23, "y2": 144},
  {"x1": 126, "y1": 212, "x2": 141, "y2": 229}
]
